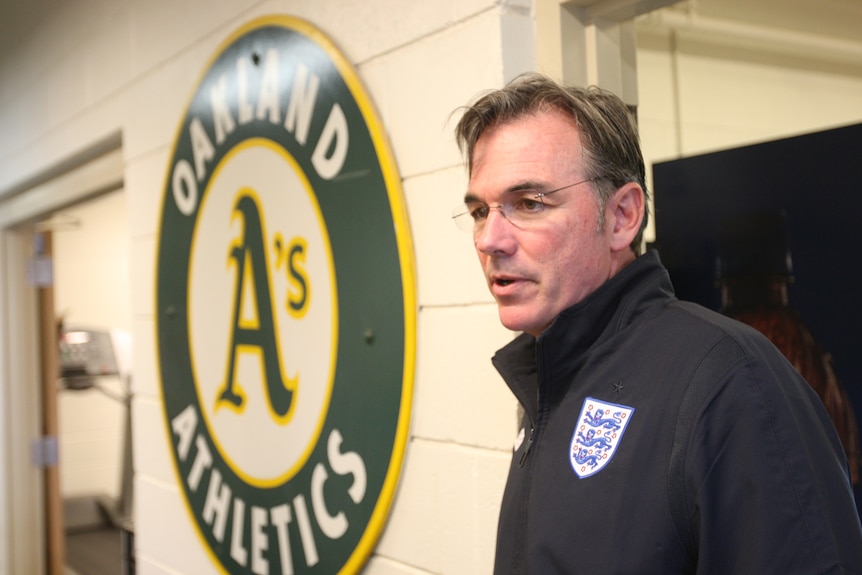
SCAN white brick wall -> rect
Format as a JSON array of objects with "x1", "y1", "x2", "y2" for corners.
[{"x1": 118, "y1": 2, "x2": 528, "y2": 572}]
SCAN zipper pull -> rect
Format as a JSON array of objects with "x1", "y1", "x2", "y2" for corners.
[{"x1": 518, "y1": 427, "x2": 534, "y2": 467}]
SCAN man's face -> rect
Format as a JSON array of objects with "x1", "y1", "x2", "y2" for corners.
[{"x1": 466, "y1": 109, "x2": 616, "y2": 336}]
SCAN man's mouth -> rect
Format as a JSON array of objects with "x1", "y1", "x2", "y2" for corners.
[{"x1": 491, "y1": 274, "x2": 523, "y2": 289}]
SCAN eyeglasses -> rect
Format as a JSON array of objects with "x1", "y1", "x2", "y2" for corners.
[{"x1": 452, "y1": 178, "x2": 596, "y2": 233}]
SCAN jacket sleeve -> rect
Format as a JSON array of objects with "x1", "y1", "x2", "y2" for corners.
[{"x1": 681, "y1": 334, "x2": 862, "y2": 574}]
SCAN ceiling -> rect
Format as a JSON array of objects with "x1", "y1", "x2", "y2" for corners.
[
  {"x1": 567, "y1": 0, "x2": 861, "y2": 44},
  {"x1": 0, "y1": 0, "x2": 860, "y2": 78},
  {"x1": 668, "y1": 0, "x2": 862, "y2": 44}
]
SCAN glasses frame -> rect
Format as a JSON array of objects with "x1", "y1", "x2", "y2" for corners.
[{"x1": 452, "y1": 177, "x2": 597, "y2": 233}]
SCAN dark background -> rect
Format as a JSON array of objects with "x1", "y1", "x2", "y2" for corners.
[{"x1": 651, "y1": 122, "x2": 862, "y2": 515}]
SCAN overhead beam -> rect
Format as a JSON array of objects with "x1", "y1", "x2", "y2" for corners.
[
  {"x1": 537, "y1": 0, "x2": 679, "y2": 104},
  {"x1": 572, "y1": 0, "x2": 681, "y2": 21}
]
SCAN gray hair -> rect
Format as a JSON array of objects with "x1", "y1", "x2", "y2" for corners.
[{"x1": 455, "y1": 73, "x2": 649, "y2": 253}]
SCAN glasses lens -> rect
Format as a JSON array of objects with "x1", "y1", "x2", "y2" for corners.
[
  {"x1": 451, "y1": 195, "x2": 547, "y2": 233},
  {"x1": 452, "y1": 206, "x2": 475, "y2": 232},
  {"x1": 452, "y1": 179, "x2": 595, "y2": 232}
]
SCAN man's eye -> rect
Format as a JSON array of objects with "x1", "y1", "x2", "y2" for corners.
[
  {"x1": 469, "y1": 205, "x2": 490, "y2": 220},
  {"x1": 517, "y1": 198, "x2": 544, "y2": 213}
]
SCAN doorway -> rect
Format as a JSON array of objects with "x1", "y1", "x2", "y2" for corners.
[
  {"x1": 51, "y1": 190, "x2": 133, "y2": 575},
  {"x1": 0, "y1": 140, "x2": 126, "y2": 575}
]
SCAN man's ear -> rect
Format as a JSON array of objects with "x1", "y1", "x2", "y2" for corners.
[{"x1": 607, "y1": 183, "x2": 645, "y2": 252}]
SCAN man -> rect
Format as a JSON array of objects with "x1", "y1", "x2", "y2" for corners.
[{"x1": 453, "y1": 73, "x2": 862, "y2": 574}]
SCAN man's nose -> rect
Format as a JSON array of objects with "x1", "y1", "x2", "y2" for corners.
[{"x1": 474, "y1": 207, "x2": 516, "y2": 255}]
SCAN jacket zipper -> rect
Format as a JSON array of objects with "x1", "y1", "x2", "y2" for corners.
[
  {"x1": 518, "y1": 426, "x2": 535, "y2": 467},
  {"x1": 512, "y1": 381, "x2": 549, "y2": 572}
]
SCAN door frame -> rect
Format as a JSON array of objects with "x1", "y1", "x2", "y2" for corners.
[{"x1": 0, "y1": 137, "x2": 123, "y2": 575}]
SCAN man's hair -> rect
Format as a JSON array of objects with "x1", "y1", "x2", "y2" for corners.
[{"x1": 454, "y1": 72, "x2": 649, "y2": 253}]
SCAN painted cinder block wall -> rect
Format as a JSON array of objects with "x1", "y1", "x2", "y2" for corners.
[
  {"x1": 123, "y1": 3, "x2": 530, "y2": 573},
  {"x1": 1, "y1": 1, "x2": 861, "y2": 574},
  {"x1": 122, "y1": 2, "x2": 530, "y2": 574}
]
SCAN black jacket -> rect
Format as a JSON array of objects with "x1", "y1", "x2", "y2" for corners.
[{"x1": 492, "y1": 251, "x2": 862, "y2": 574}]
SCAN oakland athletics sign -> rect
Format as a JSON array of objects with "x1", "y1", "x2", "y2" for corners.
[{"x1": 156, "y1": 16, "x2": 416, "y2": 574}]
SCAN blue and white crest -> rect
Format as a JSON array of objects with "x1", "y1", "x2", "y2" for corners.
[{"x1": 569, "y1": 397, "x2": 635, "y2": 479}]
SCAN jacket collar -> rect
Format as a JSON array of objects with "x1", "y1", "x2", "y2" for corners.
[{"x1": 492, "y1": 251, "x2": 674, "y2": 417}]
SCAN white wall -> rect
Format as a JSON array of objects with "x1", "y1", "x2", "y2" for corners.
[
  {"x1": 2, "y1": 1, "x2": 862, "y2": 575},
  {"x1": 53, "y1": 190, "x2": 130, "y2": 502},
  {"x1": 636, "y1": 21, "x2": 862, "y2": 241}
]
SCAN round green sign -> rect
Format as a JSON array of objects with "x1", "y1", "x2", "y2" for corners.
[{"x1": 156, "y1": 15, "x2": 416, "y2": 574}]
